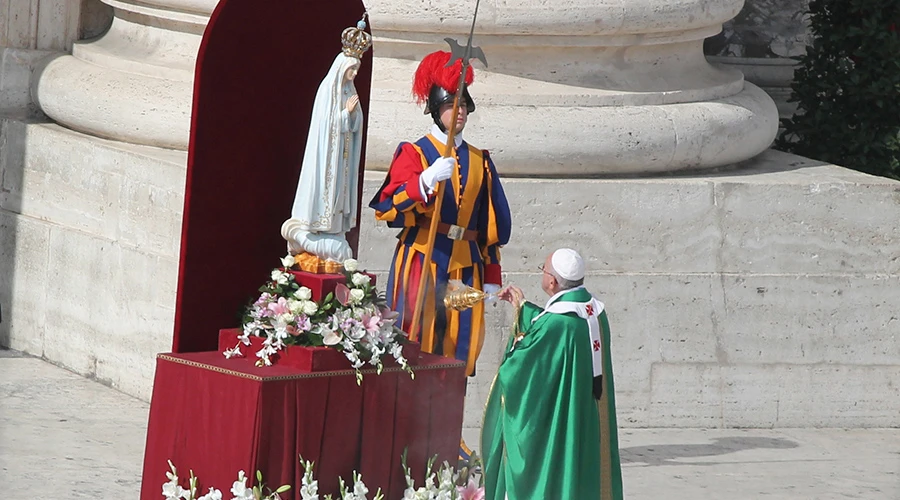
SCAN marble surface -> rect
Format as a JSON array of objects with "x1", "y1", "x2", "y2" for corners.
[{"x1": 0, "y1": 354, "x2": 148, "y2": 498}]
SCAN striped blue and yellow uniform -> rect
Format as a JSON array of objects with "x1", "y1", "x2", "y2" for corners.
[{"x1": 369, "y1": 134, "x2": 512, "y2": 375}]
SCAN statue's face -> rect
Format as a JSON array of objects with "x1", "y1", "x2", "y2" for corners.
[{"x1": 344, "y1": 62, "x2": 360, "y2": 82}]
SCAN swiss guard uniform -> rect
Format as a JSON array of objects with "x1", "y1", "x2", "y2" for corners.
[{"x1": 369, "y1": 50, "x2": 512, "y2": 377}]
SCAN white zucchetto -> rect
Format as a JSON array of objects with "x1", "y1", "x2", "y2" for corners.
[{"x1": 550, "y1": 248, "x2": 585, "y2": 281}]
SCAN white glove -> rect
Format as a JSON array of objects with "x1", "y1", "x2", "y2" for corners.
[
  {"x1": 419, "y1": 156, "x2": 456, "y2": 195},
  {"x1": 483, "y1": 283, "x2": 501, "y2": 304}
]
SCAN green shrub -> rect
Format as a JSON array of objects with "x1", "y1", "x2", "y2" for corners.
[{"x1": 777, "y1": 0, "x2": 900, "y2": 179}]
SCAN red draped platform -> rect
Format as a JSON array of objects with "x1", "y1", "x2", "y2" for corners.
[{"x1": 139, "y1": 351, "x2": 466, "y2": 499}]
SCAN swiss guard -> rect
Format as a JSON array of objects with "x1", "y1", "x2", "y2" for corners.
[{"x1": 369, "y1": 50, "x2": 512, "y2": 383}]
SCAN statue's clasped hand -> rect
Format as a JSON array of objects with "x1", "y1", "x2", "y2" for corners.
[{"x1": 346, "y1": 94, "x2": 359, "y2": 113}]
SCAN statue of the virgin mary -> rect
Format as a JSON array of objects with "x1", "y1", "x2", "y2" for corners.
[{"x1": 281, "y1": 15, "x2": 372, "y2": 264}]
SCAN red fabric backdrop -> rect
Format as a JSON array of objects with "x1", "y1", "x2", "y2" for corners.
[
  {"x1": 140, "y1": 352, "x2": 466, "y2": 499},
  {"x1": 172, "y1": 0, "x2": 372, "y2": 353}
]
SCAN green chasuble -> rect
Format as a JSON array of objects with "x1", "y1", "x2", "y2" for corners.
[{"x1": 481, "y1": 287, "x2": 624, "y2": 500}]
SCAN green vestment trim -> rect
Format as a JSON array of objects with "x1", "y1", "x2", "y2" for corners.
[{"x1": 481, "y1": 288, "x2": 624, "y2": 500}]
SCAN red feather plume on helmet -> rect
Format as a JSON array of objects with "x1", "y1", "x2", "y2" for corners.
[{"x1": 412, "y1": 50, "x2": 475, "y2": 105}]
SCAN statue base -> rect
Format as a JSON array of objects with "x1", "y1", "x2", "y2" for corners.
[
  {"x1": 295, "y1": 251, "x2": 343, "y2": 274},
  {"x1": 217, "y1": 328, "x2": 421, "y2": 371},
  {"x1": 282, "y1": 267, "x2": 376, "y2": 304}
]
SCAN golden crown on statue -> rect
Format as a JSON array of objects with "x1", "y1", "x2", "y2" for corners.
[{"x1": 342, "y1": 14, "x2": 373, "y2": 59}]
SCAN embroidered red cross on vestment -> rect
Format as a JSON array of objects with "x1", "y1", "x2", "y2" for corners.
[
  {"x1": 585, "y1": 304, "x2": 594, "y2": 316},
  {"x1": 593, "y1": 340, "x2": 601, "y2": 352}
]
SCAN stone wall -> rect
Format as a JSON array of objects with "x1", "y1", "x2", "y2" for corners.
[
  {"x1": 370, "y1": 150, "x2": 900, "y2": 432},
  {"x1": 2, "y1": 120, "x2": 898, "y2": 426},
  {"x1": 0, "y1": 121, "x2": 184, "y2": 399},
  {"x1": 0, "y1": 0, "x2": 112, "y2": 117},
  {"x1": 359, "y1": 149, "x2": 900, "y2": 435},
  {"x1": 0, "y1": 0, "x2": 111, "y2": 52}
]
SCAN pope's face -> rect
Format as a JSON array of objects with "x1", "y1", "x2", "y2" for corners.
[
  {"x1": 439, "y1": 101, "x2": 467, "y2": 133},
  {"x1": 541, "y1": 254, "x2": 558, "y2": 296}
]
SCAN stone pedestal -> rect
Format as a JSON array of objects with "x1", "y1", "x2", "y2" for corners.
[
  {"x1": 31, "y1": 0, "x2": 217, "y2": 149},
  {"x1": 366, "y1": 0, "x2": 780, "y2": 175}
]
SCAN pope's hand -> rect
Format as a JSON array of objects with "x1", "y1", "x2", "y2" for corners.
[
  {"x1": 346, "y1": 94, "x2": 359, "y2": 113},
  {"x1": 420, "y1": 156, "x2": 456, "y2": 193},
  {"x1": 498, "y1": 285, "x2": 525, "y2": 308},
  {"x1": 483, "y1": 283, "x2": 501, "y2": 304}
]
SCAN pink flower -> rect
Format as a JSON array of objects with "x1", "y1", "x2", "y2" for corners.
[
  {"x1": 360, "y1": 313, "x2": 382, "y2": 334},
  {"x1": 295, "y1": 315, "x2": 311, "y2": 332},
  {"x1": 335, "y1": 283, "x2": 352, "y2": 306},
  {"x1": 457, "y1": 480, "x2": 485, "y2": 500},
  {"x1": 254, "y1": 292, "x2": 273, "y2": 307},
  {"x1": 267, "y1": 297, "x2": 289, "y2": 316}
]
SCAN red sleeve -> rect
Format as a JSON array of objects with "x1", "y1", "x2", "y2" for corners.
[
  {"x1": 379, "y1": 143, "x2": 428, "y2": 204},
  {"x1": 483, "y1": 263, "x2": 502, "y2": 286}
]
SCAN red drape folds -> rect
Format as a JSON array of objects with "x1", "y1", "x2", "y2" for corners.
[{"x1": 140, "y1": 352, "x2": 466, "y2": 499}]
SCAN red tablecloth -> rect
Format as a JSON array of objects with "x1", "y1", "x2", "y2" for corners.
[{"x1": 140, "y1": 351, "x2": 466, "y2": 499}]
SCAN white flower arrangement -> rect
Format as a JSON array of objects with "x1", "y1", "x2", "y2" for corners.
[
  {"x1": 163, "y1": 461, "x2": 289, "y2": 500},
  {"x1": 223, "y1": 257, "x2": 413, "y2": 383},
  {"x1": 164, "y1": 453, "x2": 485, "y2": 500},
  {"x1": 400, "y1": 452, "x2": 483, "y2": 500}
]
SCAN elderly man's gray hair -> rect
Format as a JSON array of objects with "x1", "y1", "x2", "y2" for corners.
[{"x1": 549, "y1": 267, "x2": 584, "y2": 290}]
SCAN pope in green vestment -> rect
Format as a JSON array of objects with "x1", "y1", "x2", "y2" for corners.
[{"x1": 482, "y1": 249, "x2": 624, "y2": 500}]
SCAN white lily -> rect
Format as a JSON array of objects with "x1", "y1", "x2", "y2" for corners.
[
  {"x1": 223, "y1": 346, "x2": 243, "y2": 359},
  {"x1": 231, "y1": 471, "x2": 254, "y2": 500},
  {"x1": 198, "y1": 487, "x2": 223, "y2": 500}
]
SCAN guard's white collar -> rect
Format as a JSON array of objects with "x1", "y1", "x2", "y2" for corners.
[
  {"x1": 543, "y1": 285, "x2": 587, "y2": 310},
  {"x1": 430, "y1": 124, "x2": 463, "y2": 148}
]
